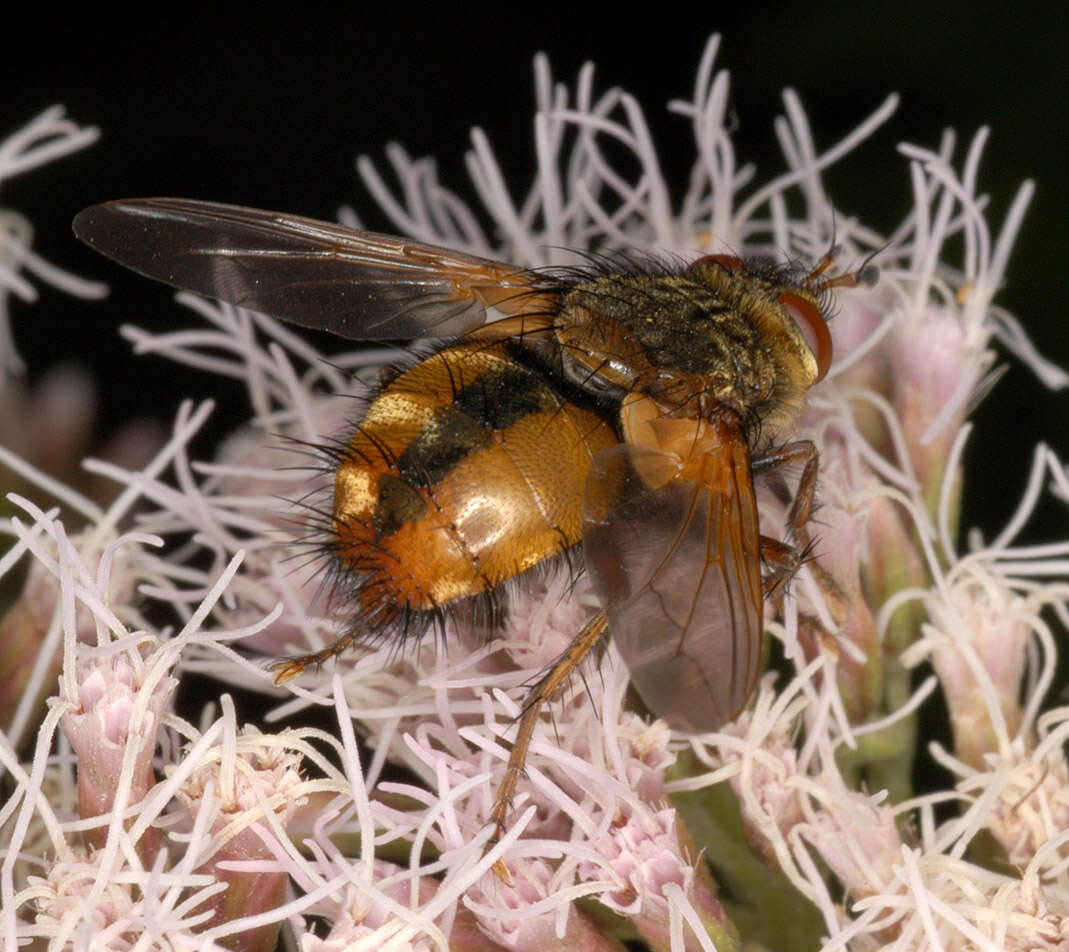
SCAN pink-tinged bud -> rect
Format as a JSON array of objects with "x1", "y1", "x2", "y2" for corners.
[
  {"x1": 2, "y1": 529, "x2": 137, "y2": 738},
  {"x1": 979, "y1": 747, "x2": 1069, "y2": 874},
  {"x1": 716, "y1": 702, "x2": 807, "y2": 866},
  {"x1": 31, "y1": 856, "x2": 133, "y2": 940},
  {"x1": 859, "y1": 486, "x2": 930, "y2": 659},
  {"x1": 31, "y1": 851, "x2": 215, "y2": 950},
  {"x1": 825, "y1": 284, "x2": 899, "y2": 447},
  {"x1": 447, "y1": 906, "x2": 517, "y2": 952},
  {"x1": 798, "y1": 789, "x2": 901, "y2": 901},
  {"x1": 578, "y1": 804, "x2": 734, "y2": 952},
  {"x1": 889, "y1": 305, "x2": 976, "y2": 517},
  {"x1": 172, "y1": 726, "x2": 305, "y2": 952},
  {"x1": 0, "y1": 556, "x2": 64, "y2": 735},
  {"x1": 619, "y1": 714, "x2": 675, "y2": 804},
  {"x1": 792, "y1": 458, "x2": 883, "y2": 724},
  {"x1": 297, "y1": 877, "x2": 436, "y2": 952},
  {"x1": 922, "y1": 563, "x2": 1030, "y2": 769},
  {"x1": 470, "y1": 858, "x2": 625, "y2": 952},
  {"x1": 58, "y1": 654, "x2": 176, "y2": 862}
]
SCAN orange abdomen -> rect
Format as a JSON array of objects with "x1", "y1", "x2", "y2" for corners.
[{"x1": 331, "y1": 343, "x2": 617, "y2": 629}]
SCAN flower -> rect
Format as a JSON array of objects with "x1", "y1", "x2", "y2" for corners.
[
  {"x1": 4, "y1": 34, "x2": 1069, "y2": 952},
  {"x1": 0, "y1": 108, "x2": 165, "y2": 740}
]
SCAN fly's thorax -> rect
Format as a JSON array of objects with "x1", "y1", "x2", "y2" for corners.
[
  {"x1": 688, "y1": 255, "x2": 827, "y2": 393},
  {"x1": 553, "y1": 258, "x2": 827, "y2": 438}
]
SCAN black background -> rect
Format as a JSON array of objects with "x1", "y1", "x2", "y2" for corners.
[{"x1": 6, "y1": 3, "x2": 1067, "y2": 546}]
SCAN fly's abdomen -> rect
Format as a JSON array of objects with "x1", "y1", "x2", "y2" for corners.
[{"x1": 331, "y1": 342, "x2": 617, "y2": 627}]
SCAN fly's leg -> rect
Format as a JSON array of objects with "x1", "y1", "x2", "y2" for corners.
[
  {"x1": 759, "y1": 535, "x2": 804, "y2": 605},
  {"x1": 270, "y1": 630, "x2": 364, "y2": 685},
  {"x1": 754, "y1": 439, "x2": 845, "y2": 615},
  {"x1": 486, "y1": 611, "x2": 609, "y2": 884}
]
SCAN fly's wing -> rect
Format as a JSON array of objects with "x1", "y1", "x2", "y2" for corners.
[
  {"x1": 582, "y1": 433, "x2": 763, "y2": 733},
  {"x1": 73, "y1": 198, "x2": 555, "y2": 340}
]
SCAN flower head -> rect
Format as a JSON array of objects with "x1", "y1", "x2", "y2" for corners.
[{"x1": 4, "y1": 35, "x2": 1069, "y2": 952}]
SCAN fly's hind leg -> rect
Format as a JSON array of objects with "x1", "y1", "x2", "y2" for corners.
[{"x1": 486, "y1": 612, "x2": 609, "y2": 884}]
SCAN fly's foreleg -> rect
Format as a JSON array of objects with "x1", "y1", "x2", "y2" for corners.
[{"x1": 754, "y1": 439, "x2": 846, "y2": 616}]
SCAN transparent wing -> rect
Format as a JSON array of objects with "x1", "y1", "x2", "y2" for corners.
[
  {"x1": 582, "y1": 433, "x2": 763, "y2": 732},
  {"x1": 73, "y1": 197, "x2": 554, "y2": 339}
]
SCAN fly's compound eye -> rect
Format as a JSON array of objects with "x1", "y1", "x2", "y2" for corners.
[
  {"x1": 696, "y1": 254, "x2": 744, "y2": 271},
  {"x1": 778, "y1": 292, "x2": 832, "y2": 383}
]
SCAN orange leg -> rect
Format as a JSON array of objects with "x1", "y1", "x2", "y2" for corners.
[
  {"x1": 486, "y1": 612, "x2": 609, "y2": 883},
  {"x1": 754, "y1": 439, "x2": 846, "y2": 616},
  {"x1": 270, "y1": 628, "x2": 365, "y2": 685}
]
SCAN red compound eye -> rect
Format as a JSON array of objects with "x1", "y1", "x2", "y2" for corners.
[
  {"x1": 778, "y1": 292, "x2": 832, "y2": 382},
  {"x1": 699, "y1": 254, "x2": 744, "y2": 271}
]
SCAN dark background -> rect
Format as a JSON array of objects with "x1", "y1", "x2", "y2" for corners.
[{"x1": 5, "y1": 4, "x2": 1067, "y2": 545}]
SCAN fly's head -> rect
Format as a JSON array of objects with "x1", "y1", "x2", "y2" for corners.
[{"x1": 550, "y1": 251, "x2": 876, "y2": 438}]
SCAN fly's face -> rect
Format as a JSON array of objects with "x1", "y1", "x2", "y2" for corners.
[{"x1": 72, "y1": 197, "x2": 875, "y2": 740}]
